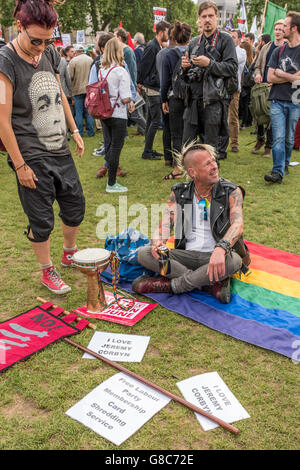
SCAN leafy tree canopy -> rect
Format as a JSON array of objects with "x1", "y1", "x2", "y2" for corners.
[{"x1": 0, "y1": 0, "x2": 198, "y2": 40}]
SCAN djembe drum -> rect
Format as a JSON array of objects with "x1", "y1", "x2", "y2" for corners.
[{"x1": 72, "y1": 248, "x2": 111, "y2": 313}]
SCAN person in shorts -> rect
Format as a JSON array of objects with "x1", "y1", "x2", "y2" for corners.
[{"x1": 0, "y1": 0, "x2": 85, "y2": 294}]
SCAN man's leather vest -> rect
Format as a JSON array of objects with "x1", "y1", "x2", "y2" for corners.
[{"x1": 172, "y1": 178, "x2": 250, "y2": 272}]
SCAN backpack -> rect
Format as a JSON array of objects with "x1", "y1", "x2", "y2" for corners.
[
  {"x1": 248, "y1": 44, "x2": 287, "y2": 126},
  {"x1": 242, "y1": 62, "x2": 255, "y2": 89},
  {"x1": 249, "y1": 83, "x2": 270, "y2": 126},
  {"x1": 102, "y1": 228, "x2": 152, "y2": 283},
  {"x1": 171, "y1": 48, "x2": 189, "y2": 100},
  {"x1": 85, "y1": 65, "x2": 120, "y2": 120}
]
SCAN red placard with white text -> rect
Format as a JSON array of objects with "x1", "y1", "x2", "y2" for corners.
[
  {"x1": 73, "y1": 291, "x2": 157, "y2": 326},
  {"x1": 0, "y1": 307, "x2": 80, "y2": 373}
]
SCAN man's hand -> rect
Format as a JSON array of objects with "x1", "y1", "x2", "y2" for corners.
[
  {"x1": 207, "y1": 247, "x2": 226, "y2": 283},
  {"x1": 162, "y1": 102, "x2": 169, "y2": 114},
  {"x1": 191, "y1": 55, "x2": 210, "y2": 67},
  {"x1": 17, "y1": 164, "x2": 38, "y2": 190},
  {"x1": 151, "y1": 240, "x2": 165, "y2": 260},
  {"x1": 254, "y1": 73, "x2": 262, "y2": 84},
  {"x1": 72, "y1": 132, "x2": 84, "y2": 158},
  {"x1": 181, "y1": 51, "x2": 191, "y2": 69},
  {"x1": 128, "y1": 101, "x2": 135, "y2": 113}
]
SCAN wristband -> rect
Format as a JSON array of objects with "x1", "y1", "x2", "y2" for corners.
[
  {"x1": 72, "y1": 129, "x2": 79, "y2": 136},
  {"x1": 15, "y1": 163, "x2": 27, "y2": 172},
  {"x1": 215, "y1": 239, "x2": 231, "y2": 255}
]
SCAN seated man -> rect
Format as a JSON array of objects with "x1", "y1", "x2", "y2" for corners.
[{"x1": 132, "y1": 143, "x2": 250, "y2": 303}]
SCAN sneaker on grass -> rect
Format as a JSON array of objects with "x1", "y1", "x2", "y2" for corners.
[
  {"x1": 61, "y1": 248, "x2": 78, "y2": 267},
  {"x1": 41, "y1": 266, "x2": 71, "y2": 294},
  {"x1": 106, "y1": 182, "x2": 128, "y2": 193}
]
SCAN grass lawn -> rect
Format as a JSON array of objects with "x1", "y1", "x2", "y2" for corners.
[{"x1": 0, "y1": 125, "x2": 299, "y2": 450}]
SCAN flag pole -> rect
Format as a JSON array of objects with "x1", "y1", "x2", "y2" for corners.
[{"x1": 260, "y1": 0, "x2": 269, "y2": 35}]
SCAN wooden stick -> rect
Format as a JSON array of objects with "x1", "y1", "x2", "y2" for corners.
[
  {"x1": 37, "y1": 297, "x2": 97, "y2": 330},
  {"x1": 260, "y1": 0, "x2": 269, "y2": 35},
  {"x1": 64, "y1": 337, "x2": 240, "y2": 435}
]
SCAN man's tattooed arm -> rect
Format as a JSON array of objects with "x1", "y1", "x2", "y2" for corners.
[
  {"x1": 223, "y1": 187, "x2": 244, "y2": 247},
  {"x1": 152, "y1": 191, "x2": 177, "y2": 242}
]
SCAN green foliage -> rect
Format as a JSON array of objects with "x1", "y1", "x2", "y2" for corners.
[
  {"x1": 0, "y1": 0, "x2": 15, "y2": 28},
  {"x1": 0, "y1": 0, "x2": 198, "y2": 39},
  {"x1": 237, "y1": 0, "x2": 299, "y2": 32}
]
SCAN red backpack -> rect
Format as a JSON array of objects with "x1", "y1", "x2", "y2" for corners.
[{"x1": 85, "y1": 65, "x2": 120, "y2": 120}]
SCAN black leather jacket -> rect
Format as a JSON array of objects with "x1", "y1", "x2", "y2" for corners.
[
  {"x1": 183, "y1": 31, "x2": 238, "y2": 104},
  {"x1": 172, "y1": 178, "x2": 250, "y2": 272}
]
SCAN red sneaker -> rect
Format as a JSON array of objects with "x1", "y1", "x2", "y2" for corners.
[
  {"x1": 41, "y1": 266, "x2": 71, "y2": 295},
  {"x1": 61, "y1": 248, "x2": 78, "y2": 267}
]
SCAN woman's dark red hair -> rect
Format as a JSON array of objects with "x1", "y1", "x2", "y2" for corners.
[{"x1": 14, "y1": 0, "x2": 64, "y2": 29}]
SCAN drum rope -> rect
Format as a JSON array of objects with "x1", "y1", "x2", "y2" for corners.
[{"x1": 97, "y1": 253, "x2": 135, "y2": 311}]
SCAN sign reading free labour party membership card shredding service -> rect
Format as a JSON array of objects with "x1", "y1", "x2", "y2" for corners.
[{"x1": 66, "y1": 372, "x2": 171, "y2": 445}]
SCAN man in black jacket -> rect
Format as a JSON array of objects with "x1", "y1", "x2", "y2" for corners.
[
  {"x1": 132, "y1": 142, "x2": 250, "y2": 304},
  {"x1": 181, "y1": 1, "x2": 238, "y2": 160},
  {"x1": 137, "y1": 20, "x2": 170, "y2": 160}
]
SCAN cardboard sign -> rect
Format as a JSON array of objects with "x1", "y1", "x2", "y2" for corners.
[
  {"x1": 76, "y1": 30, "x2": 85, "y2": 44},
  {"x1": 83, "y1": 332, "x2": 150, "y2": 362},
  {"x1": 62, "y1": 34, "x2": 71, "y2": 47},
  {"x1": 153, "y1": 6, "x2": 167, "y2": 24},
  {"x1": 0, "y1": 307, "x2": 79, "y2": 373},
  {"x1": 177, "y1": 372, "x2": 250, "y2": 431},
  {"x1": 66, "y1": 372, "x2": 171, "y2": 446},
  {"x1": 74, "y1": 291, "x2": 157, "y2": 326},
  {"x1": 153, "y1": 6, "x2": 167, "y2": 32}
]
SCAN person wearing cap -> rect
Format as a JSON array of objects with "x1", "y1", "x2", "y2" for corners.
[{"x1": 68, "y1": 44, "x2": 95, "y2": 137}]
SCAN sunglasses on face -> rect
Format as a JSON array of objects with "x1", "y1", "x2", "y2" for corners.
[{"x1": 25, "y1": 29, "x2": 55, "y2": 47}]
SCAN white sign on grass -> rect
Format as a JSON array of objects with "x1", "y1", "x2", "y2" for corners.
[
  {"x1": 177, "y1": 372, "x2": 250, "y2": 431},
  {"x1": 82, "y1": 331, "x2": 150, "y2": 362},
  {"x1": 66, "y1": 372, "x2": 171, "y2": 446}
]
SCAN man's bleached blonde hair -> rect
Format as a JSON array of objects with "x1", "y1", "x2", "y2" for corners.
[{"x1": 174, "y1": 141, "x2": 219, "y2": 179}]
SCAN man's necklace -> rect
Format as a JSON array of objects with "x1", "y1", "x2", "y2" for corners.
[
  {"x1": 194, "y1": 186, "x2": 212, "y2": 221},
  {"x1": 16, "y1": 38, "x2": 40, "y2": 68},
  {"x1": 194, "y1": 185, "x2": 211, "y2": 201}
]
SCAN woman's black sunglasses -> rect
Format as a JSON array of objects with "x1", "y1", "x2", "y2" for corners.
[{"x1": 25, "y1": 29, "x2": 55, "y2": 47}]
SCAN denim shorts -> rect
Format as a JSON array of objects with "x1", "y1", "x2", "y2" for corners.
[{"x1": 10, "y1": 154, "x2": 85, "y2": 242}]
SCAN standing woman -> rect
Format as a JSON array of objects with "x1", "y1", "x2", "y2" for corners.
[
  {"x1": 99, "y1": 37, "x2": 134, "y2": 193},
  {"x1": 0, "y1": 0, "x2": 85, "y2": 295},
  {"x1": 161, "y1": 21, "x2": 192, "y2": 180}
]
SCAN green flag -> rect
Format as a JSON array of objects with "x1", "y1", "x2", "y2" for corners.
[{"x1": 263, "y1": 1, "x2": 286, "y2": 40}]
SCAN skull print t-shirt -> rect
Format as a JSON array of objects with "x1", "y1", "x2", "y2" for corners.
[
  {"x1": 268, "y1": 43, "x2": 300, "y2": 102},
  {"x1": 0, "y1": 44, "x2": 69, "y2": 161}
]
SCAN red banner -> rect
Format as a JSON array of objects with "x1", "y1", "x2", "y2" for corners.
[{"x1": 0, "y1": 307, "x2": 80, "y2": 373}]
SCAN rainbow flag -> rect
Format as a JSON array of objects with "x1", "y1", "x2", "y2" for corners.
[{"x1": 120, "y1": 241, "x2": 300, "y2": 360}]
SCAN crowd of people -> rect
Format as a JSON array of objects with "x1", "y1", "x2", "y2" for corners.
[
  {"x1": 53, "y1": 2, "x2": 300, "y2": 188},
  {"x1": 0, "y1": 0, "x2": 299, "y2": 302}
]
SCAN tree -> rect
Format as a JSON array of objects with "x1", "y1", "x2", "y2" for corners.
[
  {"x1": 0, "y1": 0, "x2": 15, "y2": 28},
  {"x1": 0, "y1": 0, "x2": 199, "y2": 39}
]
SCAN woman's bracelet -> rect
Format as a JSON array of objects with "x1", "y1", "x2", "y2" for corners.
[{"x1": 72, "y1": 129, "x2": 80, "y2": 136}]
